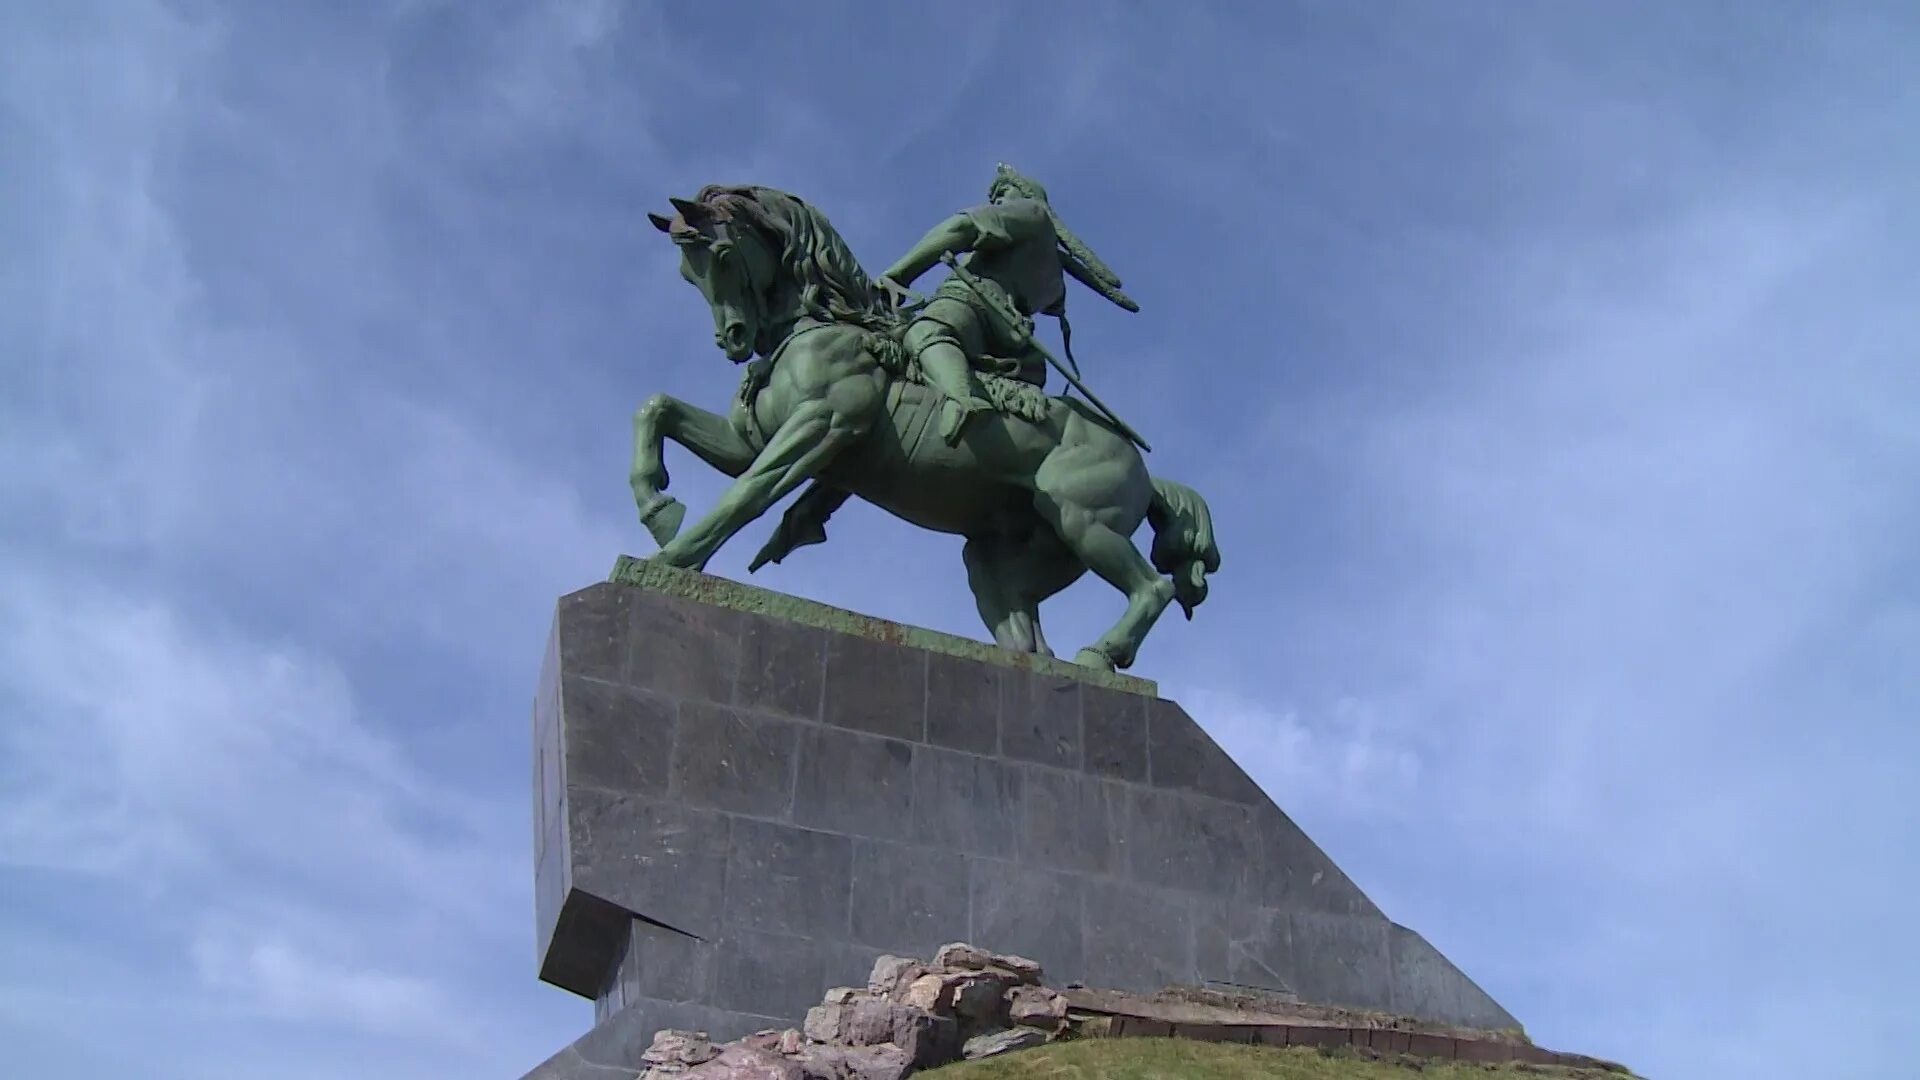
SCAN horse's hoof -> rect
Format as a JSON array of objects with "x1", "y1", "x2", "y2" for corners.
[
  {"x1": 1073, "y1": 647, "x2": 1117, "y2": 672},
  {"x1": 639, "y1": 496, "x2": 687, "y2": 547}
]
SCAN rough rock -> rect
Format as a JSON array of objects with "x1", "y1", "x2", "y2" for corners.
[
  {"x1": 899, "y1": 973, "x2": 947, "y2": 1014},
  {"x1": 637, "y1": 943, "x2": 1062, "y2": 1080},
  {"x1": 947, "y1": 973, "x2": 1013, "y2": 1024},
  {"x1": 788, "y1": 1045, "x2": 852, "y2": 1080},
  {"x1": 836, "y1": 1043, "x2": 914, "y2": 1080},
  {"x1": 961, "y1": 1027, "x2": 1049, "y2": 1060},
  {"x1": 890, "y1": 1007, "x2": 958, "y2": 1068},
  {"x1": 643, "y1": 1030, "x2": 720, "y2": 1068},
  {"x1": 803, "y1": 1003, "x2": 846, "y2": 1045},
  {"x1": 987, "y1": 954, "x2": 1044, "y2": 985},
  {"x1": 682, "y1": 1045, "x2": 805, "y2": 1080},
  {"x1": 932, "y1": 943, "x2": 992, "y2": 970},
  {"x1": 867, "y1": 955, "x2": 918, "y2": 996},
  {"x1": 1008, "y1": 985, "x2": 1068, "y2": 1029},
  {"x1": 842, "y1": 997, "x2": 898, "y2": 1047}
]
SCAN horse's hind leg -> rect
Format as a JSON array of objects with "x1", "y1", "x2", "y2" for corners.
[
  {"x1": 963, "y1": 538, "x2": 1030, "y2": 652},
  {"x1": 962, "y1": 530, "x2": 1084, "y2": 656},
  {"x1": 630, "y1": 393, "x2": 755, "y2": 546}
]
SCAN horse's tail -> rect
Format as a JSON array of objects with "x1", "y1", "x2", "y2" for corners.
[{"x1": 1147, "y1": 477, "x2": 1221, "y2": 619}]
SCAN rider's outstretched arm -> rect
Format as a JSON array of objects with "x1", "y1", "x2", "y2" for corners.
[{"x1": 881, "y1": 213, "x2": 982, "y2": 287}]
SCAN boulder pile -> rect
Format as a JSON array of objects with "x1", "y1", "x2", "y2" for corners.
[{"x1": 638, "y1": 943, "x2": 1072, "y2": 1080}]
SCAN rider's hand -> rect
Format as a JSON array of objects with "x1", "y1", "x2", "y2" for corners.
[{"x1": 873, "y1": 275, "x2": 911, "y2": 308}]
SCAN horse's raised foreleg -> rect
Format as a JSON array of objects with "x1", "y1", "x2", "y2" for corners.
[
  {"x1": 654, "y1": 397, "x2": 871, "y2": 572},
  {"x1": 630, "y1": 393, "x2": 756, "y2": 547}
]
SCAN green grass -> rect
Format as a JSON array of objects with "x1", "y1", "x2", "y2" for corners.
[{"x1": 926, "y1": 1038, "x2": 1632, "y2": 1080}]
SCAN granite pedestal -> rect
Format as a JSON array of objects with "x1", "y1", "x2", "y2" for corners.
[{"x1": 520, "y1": 561, "x2": 1515, "y2": 1078}]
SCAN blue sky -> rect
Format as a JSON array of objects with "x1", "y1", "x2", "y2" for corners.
[{"x1": 3, "y1": 2, "x2": 1916, "y2": 1077}]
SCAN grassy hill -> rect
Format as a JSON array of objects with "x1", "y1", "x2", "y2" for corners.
[{"x1": 927, "y1": 1037, "x2": 1637, "y2": 1080}]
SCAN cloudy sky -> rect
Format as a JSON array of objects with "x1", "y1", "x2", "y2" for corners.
[{"x1": 4, "y1": 2, "x2": 1915, "y2": 1077}]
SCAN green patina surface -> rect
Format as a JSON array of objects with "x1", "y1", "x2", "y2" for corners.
[
  {"x1": 609, "y1": 555, "x2": 1157, "y2": 697},
  {"x1": 627, "y1": 172, "x2": 1220, "y2": 678}
]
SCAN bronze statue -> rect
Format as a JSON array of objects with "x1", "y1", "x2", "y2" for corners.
[
  {"x1": 874, "y1": 163, "x2": 1139, "y2": 447},
  {"x1": 629, "y1": 175, "x2": 1217, "y2": 672}
]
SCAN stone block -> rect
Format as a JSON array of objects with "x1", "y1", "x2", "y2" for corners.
[
  {"x1": 712, "y1": 930, "x2": 840, "y2": 1021},
  {"x1": 1012, "y1": 765, "x2": 1115, "y2": 874},
  {"x1": 1120, "y1": 785, "x2": 1255, "y2": 897},
  {"x1": 926, "y1": 653, "x2": 1000, "y2": 755},
  {"x1": 999, "y1": 671, "x2": 1082, "y2": 767},
  {"x1": 532, "y1": 570, "x2": 1522, "y2": 1066},
  {"x1": 1285, "y1": 910, "x2": 1392, "y2": 1012},
  {"x1": 1191, "y1": 897, "x2": 1232, "y2": 986},
  {"x1": 850, "y1": 839, "x2": 969, "y2": 955},
  {"x1": 533, "y1": 823, "x2": 566, "y2": 967},
  {"x1": 963, "y1": 1027, "x2": 1047, "y2": 1059},
  {"x1": 1146, "y1": 698, "x2": 1266, "y2": 804},
  {"x1": 1387, "y1": 923, "x2": 1518, "y2": 1030},
  {"x1": 1082, "y1": 879, "x2": 1195, "y2": 993},
  {"x1": 1221, "y1": 905, "x2": 1296, "y2": 994},
  {"x1": 1370, "y1": 1028, "x2": 1414, "y2": 1054},
  {"x1": 559, "y1": 676, "x2": 675, "y2": 796},
  {"x1": 843, "y1": 996, "x2": 899, "y2": 1046},
  {"x1": 968, "y1": 860, "x2": 1086, "y2": 983},
  {"x1": 540, "y1": 888, "x2": 634, "y2": 998},
  {"x1": 630, "y1": 588, "x2": 742, "y2": 705},
  {"x1": 829, "y1": 941, "x2": 895, "y2": 999},
  {"x1": 823, "y1": 633, "x2": 927, "y2": 741},
  {"x1": 1240, "y1": 804, "x2": 1380, "y2": 918},
  {"x1": 1287, "y1": 1025, "x2": 1351, "y2": 1049},
  {"x1": 534, "y1": 637, "x2": 563, "y2": 834},
  {"x1": 723, "y1": 817, "x2": 852, "y2": 939},
  {"x1": 553, "y1": 583, "x2": 630, "y2": 683},
  {"x1": 608, "y1": 917, "x2": 717, "y2": 1008},
  {"x1": 894, "y1": 1006, "x2": 959, "y2": 1067},
  {"x1": 566, "y1": 789, "x2": 731, "y2": 941},
  {"x1": 910, "y1": 747, "x2": 1020, "y2": 858},
  {"x1": 793, "y1": 726, "x2": 914, "y2": 841},
  {"x1": 737, "y1": 616, "x2": 826, "y2": 720},
  {"x1": 1081, "y1": 684, "x2": 1149, "y2": 782},
  {"x1": 668, "y1": 702, "x2": 797, "y2": 818}
]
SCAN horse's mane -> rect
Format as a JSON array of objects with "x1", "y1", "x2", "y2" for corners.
[{"x1": 691, "y1": 184, "x2": 900, "y2": 338}]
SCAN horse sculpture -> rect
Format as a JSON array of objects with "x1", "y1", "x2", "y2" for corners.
[{"x1": 629, "y1": 184, "x2": 1218, "y2": 672}]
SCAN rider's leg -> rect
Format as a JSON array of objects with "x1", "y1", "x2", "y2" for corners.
[{"x1": 905, "y1": 308, "x2": 992, "y2": 446}]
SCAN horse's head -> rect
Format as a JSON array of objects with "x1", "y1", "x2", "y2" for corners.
[{"x1": 649, "y1": 194, "x2": 779, "y2": 362}]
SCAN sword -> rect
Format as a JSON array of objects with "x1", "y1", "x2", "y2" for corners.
[{"x1": 935, "y1": 254, "x2": 1151, "y2": 452}]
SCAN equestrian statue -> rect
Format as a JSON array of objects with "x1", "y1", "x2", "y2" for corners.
[{"x1": 627, "y1": 166, "x2": 1219, "y2": 672}]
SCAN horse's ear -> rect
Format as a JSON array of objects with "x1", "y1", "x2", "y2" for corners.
[
  {"x1": 647, "y1": 211, "x2": 675, "y2": 233},
  {"x1": 668, "y1": 196, "x2": 710, "y2": 226}
]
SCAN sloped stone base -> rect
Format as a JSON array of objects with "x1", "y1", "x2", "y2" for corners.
[{"x1": 521, "y1": 565, "x2": 1514, "y2": 1077}]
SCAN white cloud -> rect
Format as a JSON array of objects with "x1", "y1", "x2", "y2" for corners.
[
  {"x1": 1170, "y1": 687, "x2": 1426, "y2": 820},
  {"x1": 4, "y1": 4, "x2": 1915, "y2": 1079},
  {"x1": 190, "y1": 925, "x2": 461, "y2": 1041}
]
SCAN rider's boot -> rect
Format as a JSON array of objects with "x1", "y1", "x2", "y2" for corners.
[{"x1": 917, "y1": 341, "x2": 992, "y2": 447}]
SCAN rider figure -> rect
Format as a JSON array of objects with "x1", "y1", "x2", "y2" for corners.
[{"x1": 874, "y1": 163, "x2": 1138, "y2": 445}]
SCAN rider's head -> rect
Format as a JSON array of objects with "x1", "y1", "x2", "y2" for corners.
[{"x1": 989, "y1": 162, "x2": 1049, "y2": 204}]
